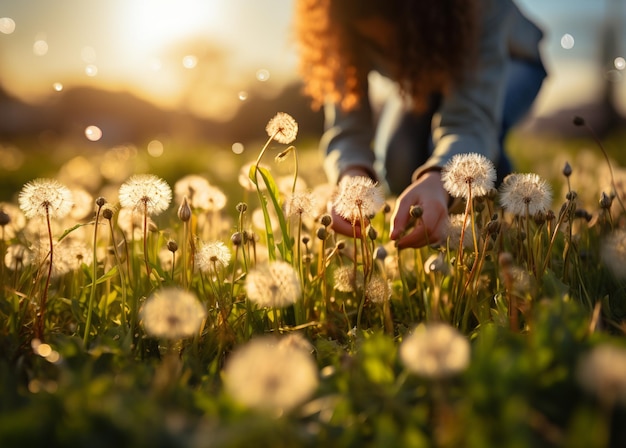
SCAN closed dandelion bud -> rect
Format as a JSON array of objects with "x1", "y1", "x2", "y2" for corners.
[
  {"x1": 0, "y1": 210, "x2": 10, "y2": 227},
  {"x1": 487, "y1": 219, "x2": 500, "y2": 235},
  {"x1": 231, "y1": 232, "x2": 243, "y2": 246},
  {"x1": 302, "y1": 236, "x2": 310, "y2": 246},
  {"x1": 367, "y1": 225, "x2": 378, "y2": 241},
  {"x1": 572, "y1": 116, "x2": 585, "y2": 127},
  {"x1": 320, "y1": 214, "x2": 332, "y2": 227},
  {"x1": 167, "y1": 240, "x2": 178, "y2": 253},
  {"x1": 102, "y1": 206, "x2": 114, "y2": 221},
  {"x1": 236, "y1": 202, "x2": 248, "y2": 213},
  {"x1": 383, "y1": 203, "x2": 391, "y2": 214},
  {"x1": 533, "y1": 210, "x2": 546, "y2": 226},
  {"x1": 546, "y1": 209, "x2": 555, "y2": 221},
  {"x1": 316, "y1": 227, "x2": 328, "y2": 240},
  {"x1": 562, "y1": 162, "x2": 572, "y2": 178},
  {"x1": 178, "y1": 196, "x2": 192, "y2": 222},
  {"x1": 409, "y1": 205, "x2": 423, "y2": 219},
  {"x1": 566, "y1": 191, "x2": 577, "y2": 201},
  {"x1": 599, "y1": 192, "x2": 613, "y2": 209},
  {"x1": 374, "y1": 245, "x2": 388, "y2": 261},
  {"x1": 96, "y1": 196, "x2": 107, "y2": 207}
]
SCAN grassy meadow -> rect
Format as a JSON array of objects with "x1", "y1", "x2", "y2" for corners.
[{"x1": 0, "y1": 116, "x2": 625, "y2": 448}]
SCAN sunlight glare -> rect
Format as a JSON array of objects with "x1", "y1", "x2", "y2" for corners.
[
  {"x1": 122, "y1": 0, "x2": 223, "y2": 54},
  {"x1": 53, "y1": 82, "x2": 63, "y2": 92},
  {"x1": 0, "y1": 17, "x2": 16, "y2": 34}
]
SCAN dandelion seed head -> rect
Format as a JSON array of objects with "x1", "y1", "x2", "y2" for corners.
[
  {"x1": 365, "y1": 276, "x2": 391, "y2": 304},
  {"x1": 195, "y1": 240, "x2": 231, "y2": 272},
  {"x1": 140, "y1": 288, "x2": 206, "y2": 340},
  {"x1": 116, "y1": 207, "x2": 156, "y2": 239},
  {"x1": 285, "y1": 191, "x2": 316, "y2": 219},
  {"x1": 400, "y1": 322, "x2": 470, "y2": 378},
  {"x1": 58, "y1": 238, "x2": 93, "y2": 271},
  {"x1": 223, "y1": 336, "x2": 319, "y2": 413},
  {"x1": 18, "y1": 178, "x2": 74, "y2": 219},
  {"x1": 265, "y1": 112, "x2": 298, "y2": 144},
  {"x1": 118, "y1": 174, "x2": 172, "y2": 216},
  {"x1": 32, "y1": 240, "x2": 72, "y2": 278},
  {"x1": 333, "y1": 176, "x2": 385, "y2": 223},
  {"x1": 441, "y1": 153, "x2": 496, "y2": 199},
  {"x1": 576, "y1": 344, "x2": 626, "y2": 406},
  {"x1": 4, "y1": 244, "x2": 33, "y2": 270},
  {"x1": 601, "y1": 229, "x2": 626, "y2": 279},
  {"x1": 245, "y1": 261, "x2": 301, "y2": 308},
  {"x1": 333, "y1": 265, "x2": 363, "y2": 293},
  {"x1": 445, "y1": 214, "x2": 472, "y2": 249},
  {"x1": 499, "y1": 173, "x2": 552, "y2": 216},
  {"x1": 0, "y1": 202, "x2": 26, "y2": 239}
]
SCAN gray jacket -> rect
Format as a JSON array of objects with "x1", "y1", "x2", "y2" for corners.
[{"x1": 321, "y1": 0, "x2": 545, "y2": 185}]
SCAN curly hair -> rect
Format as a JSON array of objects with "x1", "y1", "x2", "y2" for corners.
[{"x1": 294, "y1": 0, "x2": 479, "y2": 112}]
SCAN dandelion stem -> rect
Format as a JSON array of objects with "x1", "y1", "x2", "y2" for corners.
[
  {"x1": 36, "y1": 206, "x2": 54, "y2": 340},
  {"x1": 83, "y1": 203, "x2": 103, "y2": 346}
]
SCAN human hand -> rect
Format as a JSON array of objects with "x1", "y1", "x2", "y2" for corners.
[{"x1": 389, "y1": 171, "x2": 450, "y2": 249}]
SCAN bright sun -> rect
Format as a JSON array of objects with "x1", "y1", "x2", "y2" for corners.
[{"x1": 122, "y1": 0, "x2": 223, "y2": 54}]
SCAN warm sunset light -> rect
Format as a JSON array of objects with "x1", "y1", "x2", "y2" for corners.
[{"x1": 0, "y1": 0, "x2": 297, "y2": 120}]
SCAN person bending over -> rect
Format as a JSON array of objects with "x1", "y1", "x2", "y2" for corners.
[{"x1": 294, "y1": 0, "x2": 546, "y2": 248}]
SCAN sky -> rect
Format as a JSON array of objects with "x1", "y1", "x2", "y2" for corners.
[{"x1": 0, "y1": 0, "x2": 625, "y2": 120}]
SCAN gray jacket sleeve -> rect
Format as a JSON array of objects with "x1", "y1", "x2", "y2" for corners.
[{"x1": 412, "y1": 0, "x2": 514, "y2": 179}]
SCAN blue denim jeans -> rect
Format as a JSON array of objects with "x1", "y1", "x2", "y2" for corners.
[{"x1": 374, "y1": 58, "x2": 547, "y2": 196}]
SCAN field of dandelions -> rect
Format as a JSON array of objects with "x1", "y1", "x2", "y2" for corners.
[{"x1": 1, "y1": 112, "x2": 626, "y2": 448}]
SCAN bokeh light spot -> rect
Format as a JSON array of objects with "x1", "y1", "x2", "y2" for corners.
[
  {"x1": 0, "y1": 17, "x2": 16, "y2": 34},
  {"x1": 238, "y1": 91, "x2": 248, "y2": 101},
  {"x1": 81, "y1": 46, "x2": 97, "y2": 63},
  {"x1": 182, "y1": 55, "x2": 197, "y2": 69},
  {"x1": 614, "y1": 57, "x2": 626, "y2": 70},
  {"x1": 53, "y1": 82, "x2": 63, "y2": 92},
  {"x1": 85, "y1": 64, "x2": 98, "y2": 77},
  {"x1": 147, "y1": 139, "x2": 164, "y2": 157},
  {"x1": 560, "y1": 34, "x2": 575, "y2": 50},
  {"x1": 256, "y1": 69, "x2": 270, "y2": 82},
  {"x1": 85, "y1": 125, "x2": 103, "y2": 141},
  {"x1": 33, "y1": 39, "x2": 48, "y2": 56},
  {"x1": 231, "y1": 142, "x2": 244, "y2": 154}
]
